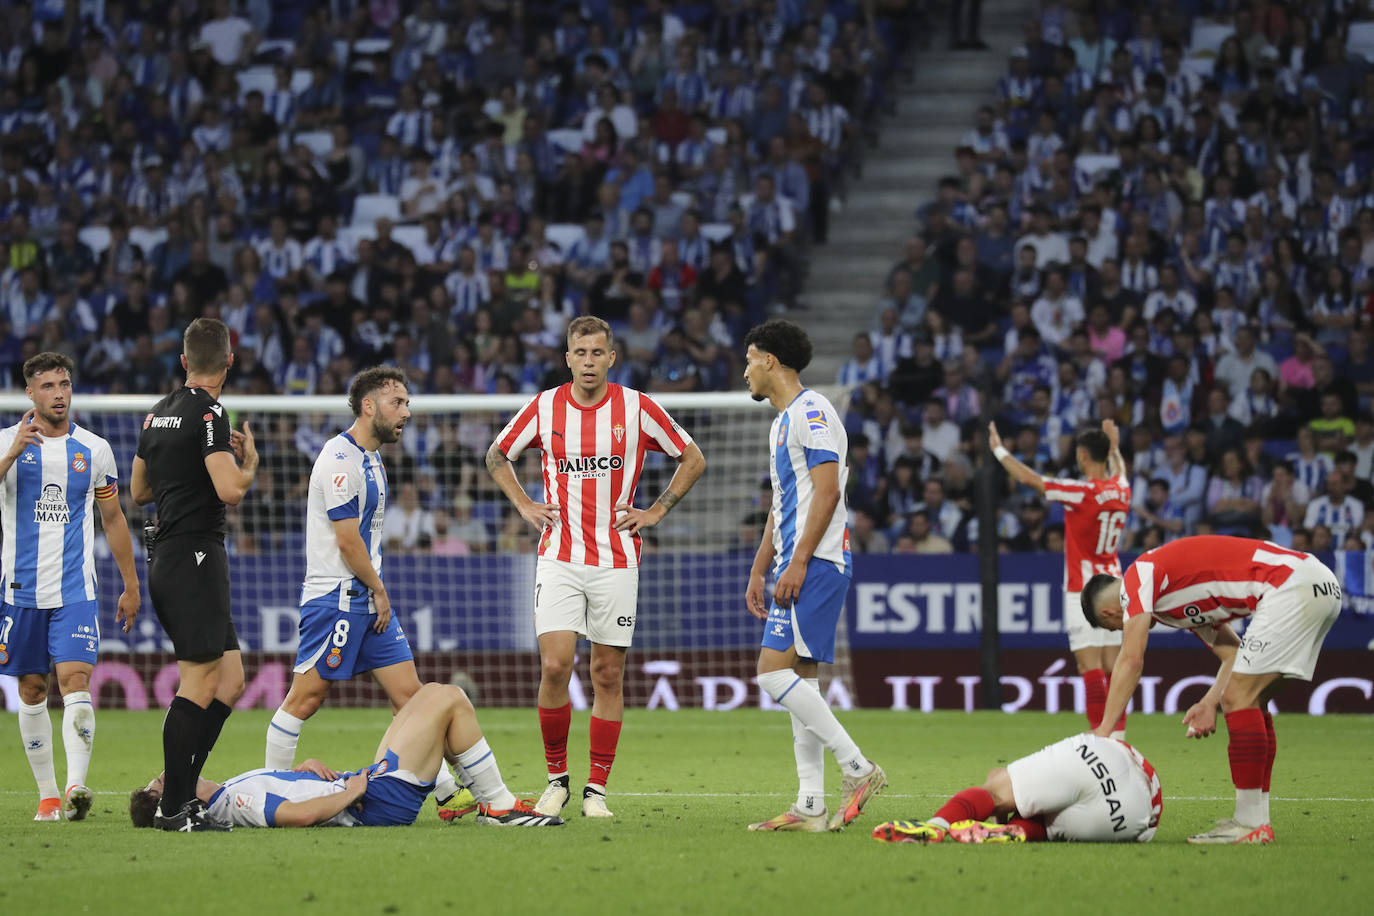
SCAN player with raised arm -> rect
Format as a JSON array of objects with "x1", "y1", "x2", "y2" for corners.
[
  {"x1": 0, "y1": 352, "x2": 140, "y2": 821},
  {"x1": 988, "y1": 418, "x2": 1131, "y2": 736},
  {"x1": 873, "y1": 734, "x2": 1162, "y2": 845},
  {"x1": 262, "y1": 367, "x2": 477, "y2": 823},
  {"x1": 134, "y1": 682, "x2": 561, "y2": 829},
  {"x1": 1081, "y1": 534, "x2": 1343, "y2": 844},
  {"x1": 486, "y1": 315, "x2": 706, "y2": 819},
  {"x1": 742, "y1": 319, "x2": 886, "y2": 833}
]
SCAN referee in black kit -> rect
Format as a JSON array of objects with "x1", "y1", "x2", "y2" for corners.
[{"x1": 131, "y1": 318, "x2": 259, "y2": 831}]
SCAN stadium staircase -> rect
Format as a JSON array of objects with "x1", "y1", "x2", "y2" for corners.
[{"x1": 804, "y1": 0, "x2": 1028, "y2": 382}]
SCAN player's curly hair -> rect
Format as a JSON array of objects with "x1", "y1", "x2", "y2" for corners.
[
  {"x1": 22, "y1": 351, "x2": 76, "y2": 384},
  {"x1": 744, "y1": 319, "x2": 812, "y2": 372},
  {"x1": 348, "y1": 366, "x2": 409, "y2": 417},
  {"x1": 129, "y1": 786, "x2": 160, "y2": 828},
  {"x1": 1080, "y1": 573, "x2": 1119, "y2": 630}
]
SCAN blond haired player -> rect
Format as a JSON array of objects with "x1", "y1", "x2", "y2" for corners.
[
  {"x1": 486, "y1": 316, "x2": 706, "y2": 818},
  {"x1": 989, "y1": 418, "x2": 1130, "y2": 736}
]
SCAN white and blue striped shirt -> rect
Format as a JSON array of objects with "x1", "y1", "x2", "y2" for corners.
[
  {"x1": 0, "y1": 422, "x2": 118, "y2": 609},
  {"x1": 302, "y1": 432, "x2": 387, "y2": 613},
  {"x1": 768, "y1": 389, "x2": 851, "y2": 576}
]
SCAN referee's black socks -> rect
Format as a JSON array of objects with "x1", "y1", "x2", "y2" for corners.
[
  {"x1": 192, "y1": 700, "x2": 233, "y2": 784},
  {"x1": 161, "y1": 696, "x2": 210, "y2": 813}
]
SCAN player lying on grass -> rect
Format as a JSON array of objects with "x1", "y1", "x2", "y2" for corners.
[
  {"x1": 872, "y1": 734, "x2": 1161, "y2": 844},
  {"x1": 1081, "y1": 534, "x2": 1342, "y2": 845},
  {"x1": 130, "y1": 683, "x2": 563, "y2": 830}
]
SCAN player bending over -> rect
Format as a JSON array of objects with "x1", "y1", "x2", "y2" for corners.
[
  {"x1": 872, "y1": 734, "x2": 1161, "y2": 844},
  {"x1": 989, "y1": 418, "x2": 1130, "y2": 736},
  {"x1": 1082, "y1": 535, "x2": 1342, "y2": 845},
  {"x1": 133, "y1": 683, "x2": 561, "y2": 829},
  {"x1": 742, "y1": 320, "x2": 885, "y2": 832}
]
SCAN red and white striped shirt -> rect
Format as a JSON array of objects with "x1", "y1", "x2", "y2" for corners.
[
  {"x1": 1120, "y1": 535, "x2": 1308, "y2": 638},
  {"x1": 496, "y1": 383, "x2": 692, "y2": 568},
  {"x1": 1044, "y1": 473, "x2": 1131, "y2": 591}
]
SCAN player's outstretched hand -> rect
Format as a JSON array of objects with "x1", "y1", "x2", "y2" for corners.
[
  {"x1": 6, "y1": 409, "x2": 41, "y2": 459},
  {"x1": 294, "y1": 758, "x2": 340, "y2": 780},
  {"x1": 613, "y1": 503, "x2": 661, "y2": 534},
  {"x1": 987, "y1": 422, "x2": 1003, "y2": 453},
  {"x1": 1102, "y1": 418, "x2": 1119, "y2": 450},
  {"x1": 371, "y1": 587, "x2": 392, "y2": 633},
  {"x1": 116, "y1": 587, "x2": 139, "y2": 633},
  {"x1": 745, "y1": 572, "x2": 768, "y2": 620},
  {"x1": 1182, "y1": 701, "x2": 1217, "y2": 738},
  {"x1": 774, "y1": 560, "x2": 807, "y2": 609},
  {"x1": 518, "y1": 500, "x2": 560, "y2": 531}
]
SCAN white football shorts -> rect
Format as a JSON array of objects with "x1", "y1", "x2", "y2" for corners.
[
  {"x1": 1007, "y1": 734, "x2": 1159, "y2": 842},
  {"x1": 1235, "y1": 554, "x2": 1342, "y2": 681},
  {"x1": 534, "y1": 557, "x2": 639, "y2": 647},
  {"x1": 1066, "y1": 589, "x2": 1123, "y2": 651}
]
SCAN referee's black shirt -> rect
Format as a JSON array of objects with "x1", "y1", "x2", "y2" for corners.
[{"x1": 136, "y1": 386, "x2": 235, "y2": 541}]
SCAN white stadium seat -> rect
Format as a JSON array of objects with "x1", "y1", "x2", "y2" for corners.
[
  {"x1": 78, "y1": 226, "x2": 111, "y2": 257},
  {"x1": 351, "y1": 194, "x2": 402, "y2": 227},
  {"x1": 294, "y1": 131, "x2": 334, "y2": 157},
  {"x1": 700, "y1": 223, "x2": 733, "y2": 242},
  {"x1": 547, "y1": 129, "x2": 585, "y2": 154},
  {"x1": 234, "y1": 66, "x2": 277, "y2": 99},
  {"x1": 545, "y1": 223, "x2": 585, "y2": 253}
]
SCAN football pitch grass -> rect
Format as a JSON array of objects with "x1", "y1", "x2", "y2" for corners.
[{"x1": 2, "y1": 708, "x2": 1371, "y2": 915}]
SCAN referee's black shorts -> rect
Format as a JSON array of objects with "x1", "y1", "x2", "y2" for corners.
[{"x1": 148, "y1": 535, "x2": 238, "y2": 662}]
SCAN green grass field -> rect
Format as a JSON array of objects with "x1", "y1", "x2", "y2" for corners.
[{"x1": 2, "y1": 708, "x2": 1372, "y2": 915}]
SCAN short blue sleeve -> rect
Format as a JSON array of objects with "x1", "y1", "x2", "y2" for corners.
[
  {"x1": 263, "y1": 793, "x2": 286, "y2": 827},
  {"x1": 804, "y1": 447, "x2": 839, "y2": 468},
  {"x1": 327, "y1": 497, "x2": 360, "y2": 520}
]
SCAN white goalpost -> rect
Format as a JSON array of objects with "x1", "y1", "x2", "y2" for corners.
[{"x1": 0, "y1": 388, "x2": 856, "y2": 712}]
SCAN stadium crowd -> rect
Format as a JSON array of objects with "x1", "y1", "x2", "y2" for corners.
[
  {"x1": 0, "y1": 0, "x2": 915, "y2": 553},
  {"x1": 839, "y1": 0, "x2": 1374, "y2": 557}
]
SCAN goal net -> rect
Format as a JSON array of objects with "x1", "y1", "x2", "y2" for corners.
[{"x1": 0, "y1": 389, "x2": 856, "y2": 712}]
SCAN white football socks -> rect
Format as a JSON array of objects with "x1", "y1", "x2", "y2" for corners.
[
  {"x1": 757, "y1": 669, "x2": 871, "y2": 777},
  {"x1": 792, "y1": 678, "x2": 825, "y2": 815},
  {"x1": 1235, "y1": 788, "x2": 1266, "y2": 827},
  {"x1": 265, "y1": 708, "x2": 304, "y2": 769},
  {"x1": 457, "y1": 738, "x2": 516, "y2": 811},
  {"x1": 434, "y1": 762, "x2": 460, "y2": 802},
  {"x1": 18, "y1": 700, "x2": 59, "y2": 800},
  {"x1": 61, "y1": 691, "x2": 94, "y2": 791}
]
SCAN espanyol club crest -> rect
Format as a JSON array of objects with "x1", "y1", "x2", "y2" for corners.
[
  {"x1": 612, "y1": 423, "x2": 625, "y2": 443},
  {"x1": 326, "y1": 647, "x2": 343, "y2": 669},
  {"x1": 372, "y1": 759, "x2": 390, "y2": 777},
  {"x1": 0, "y1": 644, "x2": 8, "y2": 664},
  {"x1": 71, "y1": 452, "x2": 86, "y2": 473}
]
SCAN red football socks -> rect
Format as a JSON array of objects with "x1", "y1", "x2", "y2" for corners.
[
  {"x1": 588, "y1": 716, "x2": 622, "y2": 789},
  {"x1": 935, "y1": 787, "x2": 996, "y2": 825},
  {"x1": 538, "y1": 703, "x2": 571, "y2": 776},
  {"x1": 1008, "y1": 816, "x2": 1048, "y2": 842},
  {"x1": 1083, "y1": 669, "x2": 1107, "y2": 730},
  {"x1": 1261, "y1": 711, "x2": 1277, "y2": 793},
  {"x1": 1105, "y1": 674, "x2": 1128, "y2": 733},
  {"x1": 1224, "y1": 708, "x2": 1267, "y2": 790}
]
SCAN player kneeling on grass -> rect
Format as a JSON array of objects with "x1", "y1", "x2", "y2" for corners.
[
  {"x1": 131, "y1": 683, "x2": 562, "y2": 830},
  {"x1": 873, "y1": 734, "x2": 1162, "y2": 845},
  {"x1": 1081, "y1": 535, "x2": 1342, "y2": 846}
]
